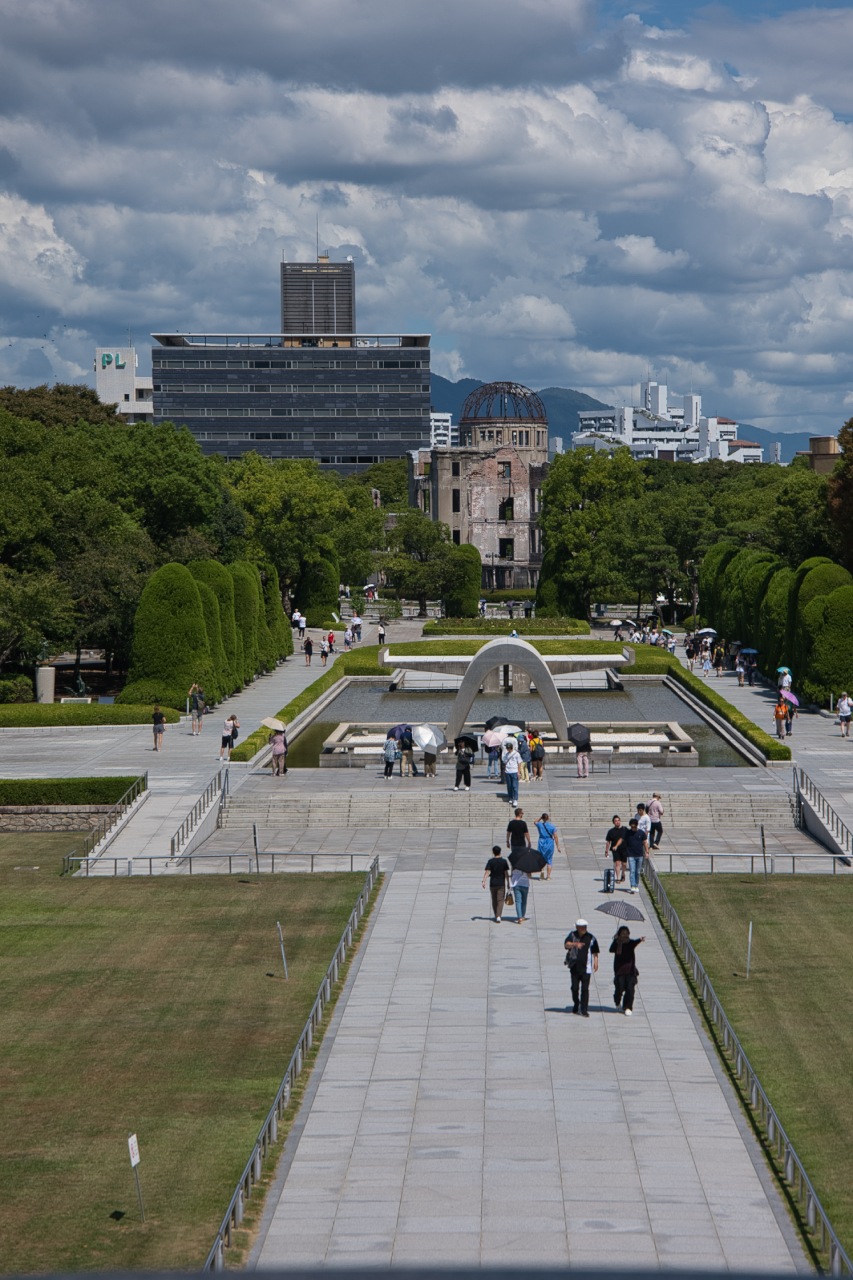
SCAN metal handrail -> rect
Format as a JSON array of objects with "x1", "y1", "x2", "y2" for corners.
[
  {"x1": 75, "y1": 773, "x2": 148, "y2": 863},
  {"x1": 202, "y1": 854, "x2": 381, "y2": 1272},
  {"x1": 795, "y1": 767, "x2": 852, "y2": 856},
  {"x1": 646, "y1": 859, "x2": 853, "y2": 1275},
  {"x1": 64, "y1": 851, "x2": 375, "y2": 877},
  {"x1": 171, "y1": 769, "x2": 228, "y2": 857},
  {"x1": 653, "y1": 851, "x2": 850, "y2": 875}
]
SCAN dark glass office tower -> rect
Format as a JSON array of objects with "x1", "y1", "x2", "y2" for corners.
[
  {"x1": 280, "y1": 256, "x2": 355, "y2": 334},
  {"x1": 151, "y1": 331, "x2": 431, "y2": 475}
]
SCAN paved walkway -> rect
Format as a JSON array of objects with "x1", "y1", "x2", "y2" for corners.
[
  {"x1": 678, "y1": 658, "x2": 853, "y2": 826},
  {"x1": 253, "y1": 840, "x2": 806, "y2": 1270}
]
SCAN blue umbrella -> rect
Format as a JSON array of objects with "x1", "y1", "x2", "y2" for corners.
[
  {"x1": 741, "y1": 648, "x2": 758, "y2": 654},
  {"x1": 777, "y1": 667, "x2": 791, "y2": 674},
  {"x1": 387, "y1": 723, "x2": 412, "y2": 739}
]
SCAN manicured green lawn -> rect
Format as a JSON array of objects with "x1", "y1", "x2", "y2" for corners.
[
  {"x1": 0, "y1": 833, "x2": 371, "y2": 1272},
  {"x1": 660, "y1": 874, "x2": 853, "y2": 1258}
]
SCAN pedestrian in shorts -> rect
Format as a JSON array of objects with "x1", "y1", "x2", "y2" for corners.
[
  {"x1": 839, "y1": 692, "x2": 852, "y2": 738},
  {"x1": 605, "y1": 816, "x2": 627, "y2": 883}
]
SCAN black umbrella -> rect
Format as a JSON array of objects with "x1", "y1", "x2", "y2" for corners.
[
  {"x1": 454, "y1": 734, "x2": 479, "y2": 753},
  {"x1": 567, "y1": 722, "x2": 591, "y2": 748},
  {"x1": 595, "y1": 900, "x2": 645, "y2": 921},
  {"x1": 387, "y1": 723, "x2": 411, "y2": 740},
  {"x1": 509, "y1": 847, "x2": 547, "y2": 874},
  {"x1": 484, "y1": 714, "x2": 526, "y2": 732}
]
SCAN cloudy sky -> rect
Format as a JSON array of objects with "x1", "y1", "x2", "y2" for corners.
[{"x1": 1, "y1": 0, "x2": 852, "y2": 433}]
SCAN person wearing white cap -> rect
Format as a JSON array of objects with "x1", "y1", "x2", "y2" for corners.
[{"x1": 564, "y1": 919, "x2": 599, "y2": 1017}]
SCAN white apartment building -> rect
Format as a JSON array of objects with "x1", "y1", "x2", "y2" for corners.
[
  {"x1": 429, "y1": 411, "x2": 458, "y2": 448},
  {"x1": 94, "y1": 346, "x2": 153, "y2": 422},
  {"x1": 573, "y1": 381, "x2": 763, "y2": 464}
]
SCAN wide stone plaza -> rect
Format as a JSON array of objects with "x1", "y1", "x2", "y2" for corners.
[{"x1": 5, "y1": 618, "x2": 852, "y2": 1269}]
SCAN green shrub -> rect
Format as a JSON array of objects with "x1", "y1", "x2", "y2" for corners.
[
  {"x1": 188, "y1": 560, "x2": 240, "y2": 692},
  {"x1": 117, "y1": 563, "x2": 215, "y2": 710},
  {"x1": 0, "y1": 777, "x2": 142, "y2": 806},
  {"x1": 482, "y1": 589, "x2": 537, "y2": 603},
  {"x1": 718, "y1": 549, "x2": 778, "y2": 644},
  {"x1": 391, "y1": 638, "x2": 623, "y2": 657},
  {"x1": 444, "y1": 544, "x2": 482, "y2": 618},
  {"x1": 297, "y1": 547, "x2": 339, "y2": 613},
  {"x1": 798, "y1": 585, "x2": 853, "y2": 705},
  {"x1": 423, "y1": 618, "x2": 590, "y2": 636},
  {"x1": 230, "y1": 562, "x2": 260, "y2": 683},
  {"x1": 790, "y1": 559, "x2": 853, "y2": 677},
  {"x1": 757, "y1": 567, "x2": 794, "y2": 674},
  {"x1": 302, "y1": 606, "x2": 343, "y2": 630},
  {"x1": 0, "y1": 674, "x2": 34, "y2": 703},
  {"x1": 699, "y1": 542, "x2": 739, "y2": 625},
  {"x1": 250, "y1": 563, "x2": 278, "y2": 671},
  {"x1": 261, "y1": 563, "x2": 292, "y2": 657},
  {"x1": 0, "y1": 704, "x2": 180, "y2": 727},
  {"x1": 622, "y1": 649, "x2": 791, "y2": 760},
  {"x1": 739, "y1": 556, "x2": 782, "y2": 647},
  {"x1": 534, "y1": 549, "x2": 583, "y2": 618},
  {"x1": 192, "y1": 579, "x2": 225, "y2": 704}
]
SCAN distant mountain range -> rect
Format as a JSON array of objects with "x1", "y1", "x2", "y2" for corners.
[{"x1": 430, "y1": 373, "x2": 813, "y2": 463}]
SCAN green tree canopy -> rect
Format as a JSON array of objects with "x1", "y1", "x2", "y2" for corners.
[
  {"x1": 380, "y1": 510, "x2": 467, "y2": 616},
  {"x1": 117, "y1": 563, "x2": 214, "y2": 710}
]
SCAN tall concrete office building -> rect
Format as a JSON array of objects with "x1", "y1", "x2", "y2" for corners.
[{"x1": 280, "y1": 253, "x2": 355, "y2": 334}]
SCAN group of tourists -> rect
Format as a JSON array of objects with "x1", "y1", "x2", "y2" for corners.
[
  {"x1": 482, "y1": 807, "x2": 562, "y2": 923},
  {"x1": 564, "y1": 920, "x2": 645, "y2": 1017},
  {"x1": 604, "y1": 799, "x2": 662, "y2": 890}
]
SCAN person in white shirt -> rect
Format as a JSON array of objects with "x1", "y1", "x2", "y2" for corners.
[
  {"x1": 635, "y1": 803, "x2": 652, "y2": 842},
  {"x1": 504, "y1": 741, "x2": 521, "y2": 805},
  {"x1": 838, "y1": 692, "x2": 852, "y2": 738}
]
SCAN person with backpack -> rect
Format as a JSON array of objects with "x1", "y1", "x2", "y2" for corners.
[
  {"x1": 486, "y1": 742, "x2": 501, "y2": 779},
  {"x1": 535, "y1": 812, "x2": 560, "y2": 881},
  {"x1": 564, "y1": 919, "x2": 600, "y2": 1017},
  {"x1": 529, "y1": 732, "x2": 546, "y2": 780},
  {"x1": 517, "y1": 733, "x2": 532, "y2": 783},
  {"x1": 219, "y1": 714, "x2": 239, "y2": 762},
  {"x1": 610, "y1": 926, "x2": 645, "y2": 1016},
  {"x1": 453, "y1": 739, "x2": 473, "y2": 791}
]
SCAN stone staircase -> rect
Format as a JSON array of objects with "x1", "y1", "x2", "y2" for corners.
[{"x1": 221, "y1": 788, "x2": 795, "y2": 831}]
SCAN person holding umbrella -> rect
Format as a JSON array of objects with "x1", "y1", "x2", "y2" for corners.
[
  {"x1": 506, "y1": 813, "x2": 544, "y2": 923},
  {"x1": 773, "y1": 695, "x2": 788, "y2": 740},
  {"x1": 453, "y1": 736, "x2": 476, "y2": 790},
  {"x1": 609, "y1": 926, "x2": 645, "y2": 1016},
  {"x1": 564, "y1": 919, "x2": 600, "y2": 1016},
  {"x1": 783, "y1": 692, "x2": 799, "y2": 737}
]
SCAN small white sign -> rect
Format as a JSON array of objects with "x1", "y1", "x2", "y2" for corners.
[{"x1": 128, "y1": 1133, "x2": 140, "y2": 1168}]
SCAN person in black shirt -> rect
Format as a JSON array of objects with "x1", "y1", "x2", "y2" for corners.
[
  {"x1": 482, "y1": 845, "x2": 510, "y2": 922},
  {"x1": 506, "y1": 808, "x2": 530, "y2": 850},
  {"x1": 604, "y1": 815, "x2": 626, "y2": 884},
  {"x1": 624, "y1": 819, "x2": 648, "y2": 894},
  {"x1": 609, "y1": 926, "x2": 645, "y2": 1015},
  {"x1": 564, "y1": 919, "x2": 600, "y2": 1016}
]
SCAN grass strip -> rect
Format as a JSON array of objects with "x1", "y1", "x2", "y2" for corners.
[
  {"x1": 0, "y1": 777, "x2": 142, "y2": 806},
  {"x1": 389, "y1": 638, "x2": 624, "y2": 657},
  {"x1": 652, "y1": 873, "x2": 853, "y2": 1267},
  {"x1": 0, "y1": 704, "x2": 181, "y2": 727},
  {"x1": 623, "y1": 650, "x2": 790, "y2": 760},
  {"x1": 0, "y1": 832, "x2": 374, "y2": 1273},
  {"x1": 422, "y1": 617, "x2": 590, "y2": 635}
]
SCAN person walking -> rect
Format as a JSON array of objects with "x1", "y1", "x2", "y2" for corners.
[
  {"x1": 773, "y1": 696, "x2": 788, "y2": 740},
  {"x1": 382, "y1": 736, "x2": 398, "y2": 779},
  {"x1": 188, "y1": 682, "x2": 205, "y2": 735},
  {"x1": 713, "y1": 645, "x2": 725, "y2": 678},
  {"x1": 423, "y1": 749, "x2": 437, "y2": 778},
  {"x1": 298, "y1": 614, "x2": 306, "y2": 642},
  {"x1": 344, "y1": 627, "x2": 353, "y2": 651},
  {"x1": 635, "y1": 803, "x2": 651, "y2": 844},
  {"x1": 270, "y1": 729, "x2": 287, "y2": 776},
  {"x1": 564, "y1": 920, "x2": 600, "y2": 1016},
  {"x1": 530, "y1": 731, "x2": 546, "y2": 780},
  {"x1": 328, "y1": 630, "x2": 336, "y2": 653},
  {"x1": 647, "y1": 794, "x2": 664, "y2": 850},
  {"x1": 303, "y1": 635, "x2": 314, "y2": 666},
  {"x1": 748, "y1": 654, "x2": 758, "y2": 686},
  {"x1": 517, "y1": 733, "x2": 531, "y2": 783},
  {"x1": 291, "y1": 609, "x2": 301, "y2": 634},
  {"x1": 377, "y1": 620, "x2": 386, "y2": 646},
  {"x1": 482, "y1": 845, "x2": 510, "y2": 922},
  {"x1": 785, "y1": 700, "x2": 798, "y2": 737},
  {"x1": 535, "y1": 812, "x2": 560, "y2": 880},
  {"x1": 610, "y1": 926, "x2": 645, "y2": 1016},
  {"x1": 839, "y1": 692, "x2": 852, "y2": 738},
  {"x1": 702, "y1": 652, "x2": 711, "y2": 678},
  {"x1": 487, "y1": 742, "x2": 500, "y2": 779},
  {"x1": 320, "y1": 638, "x2": 329, "y2": 667},
  {"x1": 510, "y1": 862, "x2": 530, "y2": 923},
  {"x1": 736, "y1": 654, "x2": 745, "y2": 686},
  {"x1": 351, "y1": 613, "x2": 362, "y2": 642},
  {"x1": 605, "y1": 815, "x2": 627, "y2": 884},
  {"x1": 152, "y1": 704, "x2": 166, "y2": 751},
  {"x1": 624, "y1": 818, "x2": 648, "y2": 893},
  {"x1": 220, "y1": 713, "x2": 239, "y2": 762},
  {"x1": 575, "y1": 728, "x2": 591, "y2": 778},
  {"x1": 506, "y1": 807, "x2": 531, "y2": 921},
  {"x1": 507, "y1": 807, "x2": 530, "y2": 852},
  {"x1": 453, "y1": 739, "x2": 473, "y2": 790},
  {"x1": 504, "y1": 739, "x2": 521, "y2": 804},
  {"x1": 779, "y1": 669, "x2": 793, "y2": 692}
]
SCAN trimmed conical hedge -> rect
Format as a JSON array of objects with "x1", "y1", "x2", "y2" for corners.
[
  {"x1": 230, "y1": 561, "x2": 260, "y2": 684},
  {"x1": 188, "y1": 559, "x2": 240, "y2": 693},
  {"x1": 250, "y1": 562, "x2": 278, "y2": 671},
  {"x1": 799, "y1": 585, "x2": 853, "y2": 705},
  {"x1": 444, "y1": 544, "x2": 482, "y2": 618},
  {"x1": 193, "y1": 578, "x2": 226, "y2": 703},
  {"x1": 262, "y1": 563, "x2": 292, "y2": 657},
  {"x1": 117, "y1": 563, "x2": 214, "y2": 710}
]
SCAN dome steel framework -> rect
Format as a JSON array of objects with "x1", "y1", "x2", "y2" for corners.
[{"x1": 459, "y1": 381, "x2": 547, "y2": 426}]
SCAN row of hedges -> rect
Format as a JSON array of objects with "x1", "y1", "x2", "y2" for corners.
[
  {"x1": 700, "y1": 545, "x2": 853, "y2": 705},
  {"x1": 0, "y1": 704, "x2": 181, "y2": 727},
  {"x1": 230, "y1": 647, "x2": 388, "y2": 762},
  {"x1": 622, "y1": 648, "x2": 791, "y2": 761},
  {"x1": 116, "y1": 560, "x2": 292, "y2": 711},
  {"x1": 0, "y1": 777, "x2": 142, "y2": 806},
  {"x1": 422, "y1": 618, "x2": 590, "y2": 636}
]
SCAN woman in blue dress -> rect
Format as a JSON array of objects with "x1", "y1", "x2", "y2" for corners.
[{"x1": 535, "y1": 812, "x2": 561, "y2": 881}]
